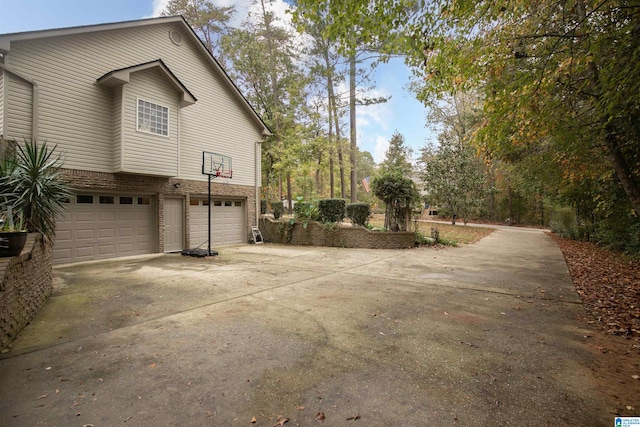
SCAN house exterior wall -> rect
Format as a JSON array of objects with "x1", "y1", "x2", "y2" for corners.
[
  {"x1": 4, "y1": 71, "x2": 32, "y2": 141},
  {"x1": 120, "y1": 68, "x2": 180, "y2": 176},
  {"x1": 2, "y1": 22, "x2": 264, "y2": 186},
  {"x1": 0, "y1": 71, "x2": 4, "y2": 137}
]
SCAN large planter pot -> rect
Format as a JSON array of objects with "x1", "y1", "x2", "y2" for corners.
[{"x1": 0, "y1": 231, "x2": 28, "y2": 257}]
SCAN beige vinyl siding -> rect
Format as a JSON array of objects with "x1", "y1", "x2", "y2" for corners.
[
  {"x1": 113, "y1": 87, "x2": 122, "y2": 171},
  {"x1": 120, "y1": 68, "x2": 179, "y2": 176},
  {"x1": 4, "y1": 72, "x2": 32, "y2": 140},
  {"x1": 4, "y1": 23, "x2": 264, "y2": 185},
  {"x1": 0, "y1": 71, "x2": 4, "y2": 137}
]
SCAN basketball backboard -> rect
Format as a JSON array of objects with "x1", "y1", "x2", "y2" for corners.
[{"x1": 202, "y1": 151, "x2": 232, "y2": 178}]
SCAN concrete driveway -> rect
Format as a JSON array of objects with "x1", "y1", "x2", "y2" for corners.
[{"x1": 0, "y1": 228, "x2": 612, "y2": 426}]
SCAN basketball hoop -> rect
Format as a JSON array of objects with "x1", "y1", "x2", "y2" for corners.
[{"x1": 203, "y1": 152, "x2": 232, "y2": 179}]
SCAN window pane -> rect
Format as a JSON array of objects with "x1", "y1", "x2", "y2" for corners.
[
  {"x1": 213, "y1": 201, "x2": 222, "y2": 206},
  {"x1": 137, "y1": 99, "x2": 169, "y2": 136},
  {"x1": 99, "y1": 196, "x2": 114, "y2": 204},
  {"x1": 77, "y1": 195, "x2": 93, "y2": 204},
  {"x1": 225, "y1": 201, "x2": 232, "y2": 207},
  {"x1": 234, "y1": 201, "x2": 242, "y2": 207},
  {"x1": 189, "y1": 199, "x2": 200, "y2": 206},
  {"x1": 138, "y1": 197, "x2": 151, "y2": 205},
  {"x1": 119, "y1": 196, "x2": 133, "y2": 205}
]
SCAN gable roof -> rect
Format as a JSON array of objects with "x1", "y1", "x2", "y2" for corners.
[
  {"x1": 97, "y1": 59, "x2": 197, "y2": 108},
  {"x1": 0, "y1": 15, "x2": 271, "y2": 136}
]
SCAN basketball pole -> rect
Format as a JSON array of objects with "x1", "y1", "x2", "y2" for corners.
[{"x1": 208, "y1": 173, "x2": 212, "y2": 256}]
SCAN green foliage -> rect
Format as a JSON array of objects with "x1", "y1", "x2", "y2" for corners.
[
  {"x1": 318, "y1": 198, "x2": 346, "y2": 223},
  {"x1": 0, "y1": 139, "x2": 72, "y2": 242},
  {"x1": 294, "y1": 198, "x2": 320, "y2": 227},
  {"x1": 549, "y1": 206, "x2": 579, "y2": 239},
  {"x1": 372, "y1": 171, "x2": 420, "y2": 230},
  {"x1": 379, "y1": 131, "x2": 414, "y2": 176},
  {"x1": 414, "y1": 231, "x2": 435, "y2": 247},
  {"x1": 346, "y1": 203, "x2": 371, "y2": 227},
  {"x1": 272, "y1": 202, "x2": 283, "y2": 220},
  {"x1": 260, "y1": 199, "x2": 267, "y2": 215},
  {"x1": 419, "y1": 138, "x2": 486, "y2": 225}
]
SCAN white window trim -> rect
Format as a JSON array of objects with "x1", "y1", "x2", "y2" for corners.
[{"x1": 136, "y1": 98, "x2": 170, "y2": 138}]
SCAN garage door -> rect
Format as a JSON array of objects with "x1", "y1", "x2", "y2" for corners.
[
  {"x1": 189, "y1": 198, "x2": 245, "y2": 247},
  {"x1": 54, "y1": 194, "x2": 156, "y2": 264}
]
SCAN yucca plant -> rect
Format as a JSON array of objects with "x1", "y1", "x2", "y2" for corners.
[{"x1": 1, "y1": 139, "x2": 72, "y2": 242}]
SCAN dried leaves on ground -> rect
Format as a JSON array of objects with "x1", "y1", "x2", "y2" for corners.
[{"x1": 549, "y1": 233, "x2": 640, "y2": 338}]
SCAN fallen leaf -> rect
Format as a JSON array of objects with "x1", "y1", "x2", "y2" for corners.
[
  {"x1": 251, "y1": 416, "x2": 257, "y2": 423},
  {"x1": 346, "y1": 413, "x2": 360, "y2": 421},
  {"x1": 632, "y1": 375, "x2": 639, "y2": 380},
  {"x1": 316, "y1": 412, "x2": 325, "y2": 422},
  {"x1": 295, "y1": 405, "x2": 305, "y2": 410},
  {"x1": 38, "y1": 394, "x2": 47, "y2": 400},
  {"x1": 627, "y1": 405, "x2": 635, "y2": 411},
  {"x1": 149, "y1": 363, "x2": 157, "y2": 368},
  {"x1": 272, "y1": 417, "x2": 289, "y2": 427}
]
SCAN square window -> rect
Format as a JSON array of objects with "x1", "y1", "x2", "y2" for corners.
[{"x1": 137, "y1": 99, "x2": 169, "y2": 137}]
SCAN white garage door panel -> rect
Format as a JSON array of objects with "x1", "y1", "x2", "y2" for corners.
[
  {"x1": 53, "y1": 194, "x2": 155, "y2": 264},
  {"x1": 189, "y1": 199, "x2": 245, "y2": 247}
]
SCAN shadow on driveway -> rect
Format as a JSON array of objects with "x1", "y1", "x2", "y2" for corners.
[{"x1": 0, "y1": 228, "x2": 613, "y2": 426}]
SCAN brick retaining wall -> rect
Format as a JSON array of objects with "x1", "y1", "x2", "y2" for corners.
[
  {"x1": 0, "y1": 234, "x2": 52, "y2": 351},
  {"x1": 260, "y1": 218, "x2": 415, "y2": 249}
]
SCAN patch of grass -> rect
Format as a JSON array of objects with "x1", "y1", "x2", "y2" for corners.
[
  {"x1": 368, "y1": 215, "x2": 494, "y2": 245},
  {"x1": 420, "y1": 222, "x2": 493, "y2": 245}
]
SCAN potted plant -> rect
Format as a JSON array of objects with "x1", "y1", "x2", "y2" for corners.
[
  {"x1": 0, "y1": 205, "x2": 28, "y2": 257},
  {"x1": 0, "y1": 139, "x2": 71, "y2": 256}
]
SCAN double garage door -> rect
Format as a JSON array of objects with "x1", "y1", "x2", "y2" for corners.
[
  {"x1": 54, "y1": 194, "x2": 156, "y2": 264},
  {"x1": 189, "y1": 198, "x2": 245, "y2": 248},
  {"x1": 53, "y1": 194, "x2": 246, "y2": 264}
]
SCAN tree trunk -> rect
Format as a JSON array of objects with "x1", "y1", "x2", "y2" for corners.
[
  {"x1": 606, "y1": 131, "x2": 640, "y2": 215},
  {"x1": 287, "y1": 173, "x2": 293, "y2": 214},
  {"x1": 349, "y1": 52, "x2": 357, "y2": 202}
]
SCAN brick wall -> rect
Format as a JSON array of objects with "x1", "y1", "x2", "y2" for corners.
[
  {"x1": 260, "y1": 218, "x2": 415, "y2": 249},
  {"x1": 62, "y1": 169, "x2": 258, "y2": 250},
  {"x1": 0, "y1": 234, "x2": 52, "y2": 351}
]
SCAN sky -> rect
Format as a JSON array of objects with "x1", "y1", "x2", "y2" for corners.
[{"x1": 0, "y1": 0, "x2": 436, "y2": 164}]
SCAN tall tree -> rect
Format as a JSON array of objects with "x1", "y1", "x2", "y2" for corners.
[
  {"x1": 221, "y1": 0, "x2": 306, "y2": 211},
  {"x1": 379, "y1": 131, "x2": 414, "y2": 176}
]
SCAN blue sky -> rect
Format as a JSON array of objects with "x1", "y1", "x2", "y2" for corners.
[{"x1": 0, "y1": 0, "x2": 435, "y2": 164}]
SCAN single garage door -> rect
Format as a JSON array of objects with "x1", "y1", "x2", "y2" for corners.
[
  {"x1": 189, "y1": 198, "x2": 245, "y2": 248},
  {"x1": 54, "y1": 194, "x2": 156, "y2": 264}
]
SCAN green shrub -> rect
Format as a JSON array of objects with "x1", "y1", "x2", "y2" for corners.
[
  {"x1": 260, "y1": 199, "x2": 267, "y2": 215},
  {"x1": 549, "y1": 206, "x2": 578, "y2": 238},
  {"x1": 273, "y1": 202, "x2": 283, "y2": 219},
  {"x1": 346, "y1": 203, "x2": 371, "y2": 227},
  {"x1": 318, "y1": 198, "x2": 346, "y2": 223},
  {"x1": 294, "y1": 201, "x2": 320, "y2": 226}
]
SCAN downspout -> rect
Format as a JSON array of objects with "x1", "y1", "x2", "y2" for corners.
[
  {"x1": 0, "y1": 63, "x2": 39, "y2": 140},
  {"x1": 255, "y1": 139, "x2": 262, "y2": 225}
]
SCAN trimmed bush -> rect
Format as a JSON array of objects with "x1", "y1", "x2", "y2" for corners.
[
  {"x1": 346, "y1": 203, "x2": 371, "y2": 227},
  {"x1": 272, "y1": 202, "x2": 283, "y2": 219},
  {"x1": 318, "y1": 198, "x2": 346, "y2": 223}
]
